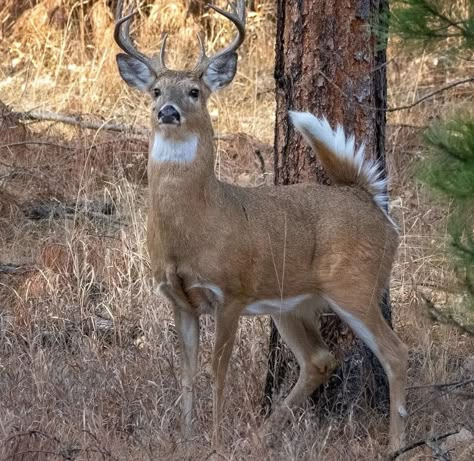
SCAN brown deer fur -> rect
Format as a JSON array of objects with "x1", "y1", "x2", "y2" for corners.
[{"x1": 114, "y1": 0, "x2": 408, "y2": 452}]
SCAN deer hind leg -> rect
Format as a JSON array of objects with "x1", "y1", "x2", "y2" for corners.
[
  {"x1": 159, "y1": 282, "x2": 200, "y2": 439},
  {"x1": 327, "y1": 295, "x2": 408, "y2": 451},
  {"x1": 270, "y1": 307, "x2": 337, "y2": 416}
]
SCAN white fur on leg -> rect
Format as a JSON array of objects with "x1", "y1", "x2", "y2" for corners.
[
  {"x1": 398, "y1": 405, "x2": 408, "y2": 417},
  {"x1": 328, "y1": 300, "x2": 382, "y2": 359}
]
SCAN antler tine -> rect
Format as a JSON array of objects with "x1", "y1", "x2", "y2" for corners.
[
  {"x1": 194, "y1": 33, "x2": 207, "y2": 68},
  {"x1": 159, "y1": 33, "x2": 169, "y2": 69},
  {"x1": 114, "y1": 0, "x2": 157, "y2": 72},
  {"x1": 206, "y1": 0, "x2": 246, "y2": 61}
]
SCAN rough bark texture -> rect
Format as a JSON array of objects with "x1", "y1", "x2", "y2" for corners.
[
  {"x1": 185, "y1": 0, "x2": 206, "y2": 18},
  {"x1": 265, "y1": 0, "x2": 391, "y2": 415}
]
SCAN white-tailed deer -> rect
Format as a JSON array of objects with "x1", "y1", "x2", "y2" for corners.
[{"x1": 114, "y1": 0, "x2": 408, "y2": 451}]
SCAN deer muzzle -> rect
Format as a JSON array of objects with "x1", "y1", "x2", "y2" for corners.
[{"x1": 158, "y1": 105, "x2": 181, "y2": 125}]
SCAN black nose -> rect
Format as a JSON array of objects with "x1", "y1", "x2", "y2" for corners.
[{"x1": 158, "y1": 105, "x2": 180, "y2": 124}]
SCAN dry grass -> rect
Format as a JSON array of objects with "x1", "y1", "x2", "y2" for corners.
[{"x1": 1, "y1": 1, "x2": 473, "y2": 460}]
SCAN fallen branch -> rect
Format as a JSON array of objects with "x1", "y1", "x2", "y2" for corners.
[
  {"x1": 387, "y1": 429, "x2": 459, "y2": 460},
  {"x1": 409, "y1": 379, "x2": 474, "y2": 416},
  {"x1": 81, "y1": 430, "x2": 120, "y2": 461},
  {"x1": 1, "y1": 429, "x2": 119, "y2": 461},
  {"x1": 407, "y1": 378, "x2": 474, "y2": 391},
  {"x1": 6, "y1": 109, "x2": 262, "y2": 146},
  {"x1": 426, "y1": 437, "x2": 451, "y2": 461},
  {"x1": 2, "y1": 449, "x2": 62, "y2": 461},
  {"x1": 12, "y1": 109, "x2": 148, "y2": 136},
  {"x1": 4, "y1": 109, "x2": 272, "y2": 170},
  {"x1": 422, "y1": 293, "x2": 474, "y2": 336},
  {"x1": 0, "y1": 263, "x2": 35, "y2": 275},
  {"x1": 0, "y1": 140, "x2": 74, "y2": 150},
  {"x1": 23, "y1": 201, "x2": 127, "y2": 227}
]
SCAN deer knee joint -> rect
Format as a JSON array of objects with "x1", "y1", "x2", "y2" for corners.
[{"x1": 309, "y1": 350, "x2": 337, "y2": 379}]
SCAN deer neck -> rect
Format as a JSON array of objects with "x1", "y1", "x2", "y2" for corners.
[{"x1": 148, "y1": 126, "x2": 218, "y2": 206}]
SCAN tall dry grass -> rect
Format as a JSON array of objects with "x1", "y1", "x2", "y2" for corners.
[
  {"x1": 1, "y1": 1, "x2": 473, "y2": 460},
  {"x1": 0, "y1": 0, "x2": 275, "y2": 140}
]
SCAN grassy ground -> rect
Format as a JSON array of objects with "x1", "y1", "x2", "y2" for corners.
[{"x1": 0, "y1": 1, "x2": 473, "y2": 459}]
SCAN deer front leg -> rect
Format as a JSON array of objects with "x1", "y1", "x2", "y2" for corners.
[
  {"x1": 212, "y1": 303, "x2": 241, "y2": 446},
  {"x1": 174, "y1": 305, "x2": 200, "y2": 438},
  {"x1": 160, "y1": 283, "x2": 200, "y2": 438}
]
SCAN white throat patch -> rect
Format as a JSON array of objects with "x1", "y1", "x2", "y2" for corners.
[{"x1": 151, "y1": 134, "x2": 198, "y2": 164}]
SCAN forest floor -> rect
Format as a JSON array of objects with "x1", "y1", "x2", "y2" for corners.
[{"x1": 0, "y1": 1, "x2": 473, "y2": 460}]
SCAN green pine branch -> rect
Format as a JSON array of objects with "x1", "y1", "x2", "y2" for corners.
[
  {"x1": 390, "y1": 0, "x2": 474, "y2": 49},
  {"x1": 419, "y1": 117, "x2": 474, "y2": 312},
  {"x1": 387, "y1": 0, "x2": 474, "y2": 319},
  {"x1": 422, "y1": 118, "x2": 474, "y2": 199}
]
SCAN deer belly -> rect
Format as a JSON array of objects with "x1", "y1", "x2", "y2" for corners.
[
  {"x1": 188, "y1": 282, "x2": 315, "y2": 316},
  {"x1": 242, "y1": 294, "x2": 312, "y2": 316}
]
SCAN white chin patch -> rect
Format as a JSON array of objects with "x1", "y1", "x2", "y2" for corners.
[{"x1": 151, "y1": 134, "x2": 198, "y2": 164}]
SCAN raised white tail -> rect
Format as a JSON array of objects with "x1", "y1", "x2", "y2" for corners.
[{"x1": 290, "y1": 111, "x2": 388, "y2": 211}]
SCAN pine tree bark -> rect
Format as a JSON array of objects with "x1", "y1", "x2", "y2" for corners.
[
  {"x1": 185, "y1": 0, "x2": 206, "y2": 18},
  {"x1": 265, "y1": 0, "x2": 391, "y2": 415}
]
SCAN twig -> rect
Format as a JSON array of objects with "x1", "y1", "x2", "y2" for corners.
[
  {"x1": 407, "y1": 378, "x2": 474, "y2": 391},
  {"x1": 4, "y1": 108, "x2": 244, "y2": 144},
  {"x1": 81, "y1": 138, "x2": 146, "y2": 149},
  {"x1": 1, "y1": 430, "x2": 63, "y2": 461},
  {"x1": 3, "y1": 429, "x2": 61, "y2": 445},
  {"x1": 426, "y1": 437, "x2": 451, "y2": 461},
  {"x1": 12, "y1": 109, "x2": 148, "y2": 136},
  {"x1": 387, "y1": 429, "x2": 459, "y2": 460},
  {"x1": 82, "y1": 430, "x2": 120, "y2": 461},
  {"x1": 409, "y1": 379, "x2": 473, "y2": 416},
  {"x1": 416, "y1": 281, "x2": 462, "y2": 295},
  {"x1": 386, "y1": 77, "x2": 474, "y2": 112},
  {"x1": 23, "y1": 202, "x2": 127, "y2": 227},
  {"x1": 318, "y1": 71, "x2": 474, "y2": 112},
  {"x1": 422, "y1": 293, "x2": 474, "y2": 336},
  {"x1": 2, "y1": 449, "x2": 62, "y2": 461},
  {"x1": 205, "y1": 450, "x2": 217, "y2": 460},
  {"x1": 1, "y1": 429, "x2": 119, "y2": 461},
  {"x1": 0, "y1": 263, "x2": 35, "y2": 274},
  {"x1": 254, "y1": 149, "x2": 266, "y2": 175},
  {"x1": 0, "y1": 141, "x2": 74, "y2": 150},
  {"x1": 389, "y1": 123, "x2": 428, "y2": 130}
]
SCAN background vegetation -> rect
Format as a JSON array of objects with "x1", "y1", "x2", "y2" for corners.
[
  {"x1": 390, "y1": 0, "x2": 474, "y2": 316},
  {"x1": 0, "y1": 0, "x2": 473, "y2": 459}
]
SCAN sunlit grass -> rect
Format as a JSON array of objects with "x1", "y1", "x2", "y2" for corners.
[{"x1": 0, "y1": 1, "x2": 473, "y2": 459}]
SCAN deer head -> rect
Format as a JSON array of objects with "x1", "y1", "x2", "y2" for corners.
[{"x1": 114, "y1": 0, "x2": 245, "y2": 140}]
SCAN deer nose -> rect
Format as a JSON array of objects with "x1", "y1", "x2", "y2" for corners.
[{"x1": 158, "y1": 105, "x2": 181, "y2": 124}]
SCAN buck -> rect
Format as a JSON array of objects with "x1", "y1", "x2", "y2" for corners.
[{"x1": 114, "y1": 0, "x2": 408, "y2": 451}]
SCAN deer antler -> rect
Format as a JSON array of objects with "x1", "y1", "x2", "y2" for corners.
[
  {"x1": 115, "y1": 0, "x2": 245, "y2": 75},
  {"x1": 114, "y1": 0, "x2": 168, "y2": 73},
  {"x1": 194, "y1": 0, "x2": 246, "y2": 71}
]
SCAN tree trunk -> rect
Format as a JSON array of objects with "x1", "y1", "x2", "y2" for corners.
[
  {"x1": 264, "y1": 0, "x2": 391, "y2": 416},
  {"x1": 185, "y1": 0, "x2": 206, "y2": 18}
]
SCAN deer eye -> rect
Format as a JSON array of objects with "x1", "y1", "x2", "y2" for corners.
[
  {"x1": 153, "y1": 88, "x2": 161, "y2": 98},
  {"x1": 189, "y1": 88, "x2": 200, "y2": 99}
]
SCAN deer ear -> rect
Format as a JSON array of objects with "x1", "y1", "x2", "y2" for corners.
[
  {"x1": 116, "y1": 53, "x2": 156, "y2": 92},
  {"x1": 202, "y1": 53, "x2": 238, "y2": 91}
]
